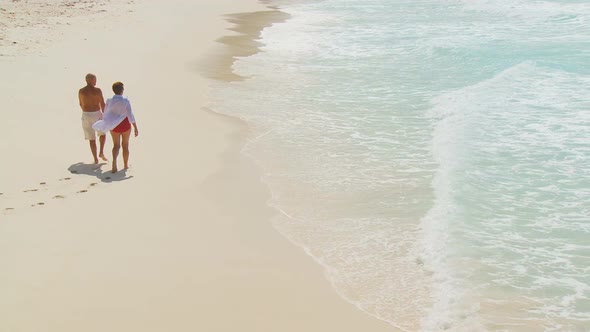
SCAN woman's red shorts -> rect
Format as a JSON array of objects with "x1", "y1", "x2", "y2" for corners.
[{"x1": 112, "y1": 117, "x2": 131, "y2": 134}]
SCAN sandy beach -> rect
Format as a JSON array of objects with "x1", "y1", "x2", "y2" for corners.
[{"x1": 0, "y1": 0, "x2": 395, "y2": 331}]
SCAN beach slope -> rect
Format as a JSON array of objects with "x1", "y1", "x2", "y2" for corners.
[{"x1": 0, "y1": 0, "x2": 395, "y2": 330}]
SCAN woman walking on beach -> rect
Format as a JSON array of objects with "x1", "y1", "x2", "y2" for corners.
[{"x1": 92, "y1": 82, "x2": 139, "y2": 173}]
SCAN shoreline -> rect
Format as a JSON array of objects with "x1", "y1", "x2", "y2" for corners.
[
  {"x1": 0, "y1": 0, "x2": 397, "y2": 330},
  {"x1": 201, "y1": 2, "x2": 400, "y2": 330},
  {"x1": 203, "y1": 4, "x2": 410, "y2": 331}
]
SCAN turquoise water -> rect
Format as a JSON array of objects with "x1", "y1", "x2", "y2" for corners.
[{"x1": 211, "y1": 0, "x2": 590, "y2": 330}]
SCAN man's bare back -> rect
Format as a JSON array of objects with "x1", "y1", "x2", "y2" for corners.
[{"x1": 79, "y1": 85, "x2": 105, "y2": 112}]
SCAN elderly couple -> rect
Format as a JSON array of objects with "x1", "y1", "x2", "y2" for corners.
[{"x1": 78, "y1": 73, "x2": 139, "y2": 173}]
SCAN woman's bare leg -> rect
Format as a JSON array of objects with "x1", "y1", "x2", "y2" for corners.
[
  {"x1": 110, "y1": 131, "x2": 122, "y2": 173},
  {"x1": 121, "y1": 130, "x2": 131, "y2": 169}
]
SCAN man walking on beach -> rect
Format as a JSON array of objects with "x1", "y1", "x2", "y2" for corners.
[{"x1": 79, "y1": 73, "x2": 107, "y2": 164}]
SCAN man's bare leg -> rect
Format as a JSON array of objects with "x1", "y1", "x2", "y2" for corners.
[
  {"x1": 110, "y1": 131, "x2": 122, "y2": 173},
  {"x1": 89, "y1": 139, "x2": 99, "y2": 164},
  {"x1": 98, "y1": 134, "x2": 108, "y2": 161},
  {"x1": 121, "y1": 130, "x2": 131, "y2": 169}
]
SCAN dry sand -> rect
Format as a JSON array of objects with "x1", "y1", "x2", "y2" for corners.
[{"x1": 0, "y1": 0, "x2": 396, "y2": 330}]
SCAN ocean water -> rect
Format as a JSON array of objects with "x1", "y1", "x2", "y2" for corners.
[{"x1": 210, "y1": 0, "x2": 590, "y2": 331}]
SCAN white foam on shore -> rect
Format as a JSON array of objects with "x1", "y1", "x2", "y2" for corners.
[{"x1": 420, "y1": 61, "x2": 590, "y2": 330}]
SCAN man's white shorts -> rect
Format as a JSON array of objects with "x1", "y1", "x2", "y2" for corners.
[{"x1": 81, "y1": 111, "x2": 105, "y2": 140}]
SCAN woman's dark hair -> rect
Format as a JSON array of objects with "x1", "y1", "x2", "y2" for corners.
[{"x1": 112, "y1": 81, "x2": 124, "y2": 95}]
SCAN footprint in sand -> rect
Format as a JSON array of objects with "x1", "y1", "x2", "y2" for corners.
[{"x1": 3, "y1": 173, "x2": 109, "y2": 213}]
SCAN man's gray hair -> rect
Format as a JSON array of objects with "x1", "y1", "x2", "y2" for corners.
[{"x1": 85, "y1": 73, "x2": 96, "y2": 83}]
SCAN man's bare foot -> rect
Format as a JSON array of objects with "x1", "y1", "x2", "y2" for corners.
[
  {"x1": 111, "y1": 167, "x2": 118, "y2": 173},
  {"x1": 94, "y1": 158, "x2": 99, "y2": 164},
  {"x1": 99, "y1": 154, "x2": 108, "y2": 161}
]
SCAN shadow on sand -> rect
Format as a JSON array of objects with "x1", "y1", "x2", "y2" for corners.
[{"x1": 68, "y1": 162, "x2": 133, "y2": 183}]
